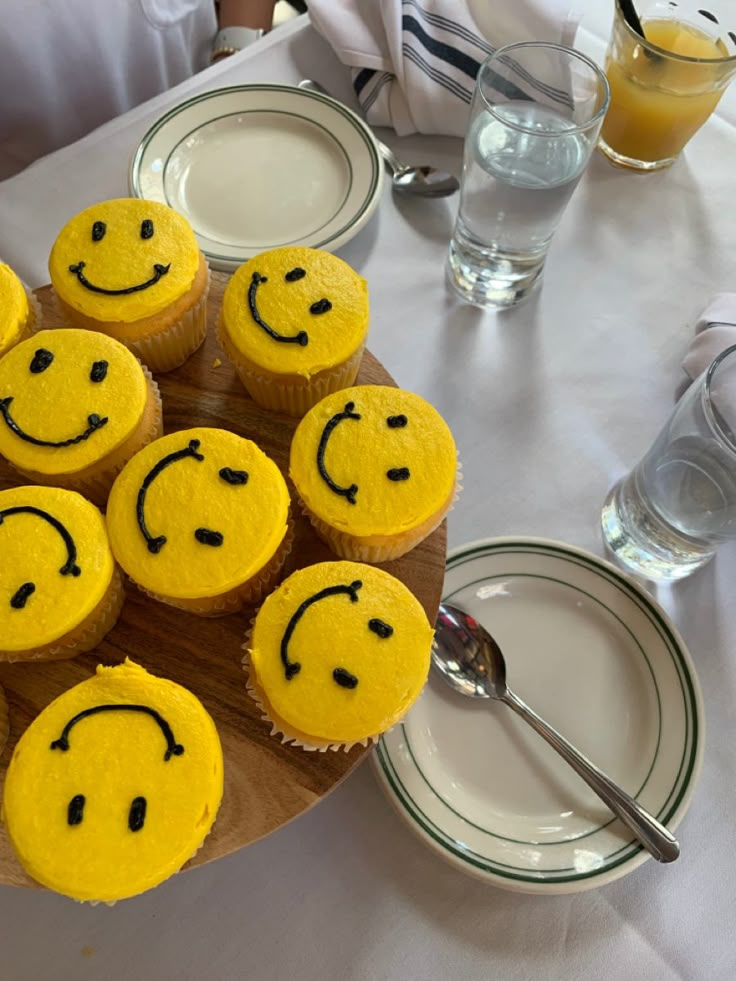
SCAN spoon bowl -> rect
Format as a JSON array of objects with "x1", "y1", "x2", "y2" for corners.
[
  {"x1": 432, "y1": 602, "x2": 680, "y2": 864},
  {"x1": 298, "y1": 80, "x2": 459, "y2": 197}
]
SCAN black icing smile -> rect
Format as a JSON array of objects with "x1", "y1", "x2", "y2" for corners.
[
  {"x1": 0, "y1": 396, "x2": 108, "y2": 447},
  {"x1": 68, "y1": 260, "x2": 170, "y2": 295}
]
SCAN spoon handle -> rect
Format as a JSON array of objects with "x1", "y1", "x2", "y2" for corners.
[{"x1": 501, "y1": 688, "x2": 680, "y2": 863}]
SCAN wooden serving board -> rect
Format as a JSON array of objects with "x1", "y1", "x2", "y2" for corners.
[{"x1": 0, "y1": 273, "x2": 447, "y2": 889}]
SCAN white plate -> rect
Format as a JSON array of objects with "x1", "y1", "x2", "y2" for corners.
[
  {"x1": 129, "y1": 84, "x2": 384, "y2": 272},
  {"x1": 373, "y1": 537, "x2": 704, "y2": 894}
]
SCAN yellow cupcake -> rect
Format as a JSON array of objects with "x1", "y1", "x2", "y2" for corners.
[
  {"x1": 289, "y1": 386, "x2": 457, "y2": 562},
  {"x1": 49, "y1": 198, "x2": 209, "y2": 373},
  {"x1": 246, "y1": 560, "x2": 433, "y2": 750},
  {"x1": 0, "y1": 263, "x2": 39, "y2": 358},
  {"x1": 106, "y1": 427, "x2": 291, "y2": 615},
  {"x1": 2, "y1": 659, "x2": 224, "y2": 903},
  {"x1": 0, "y1": 329, "x2": 162, "y2": 506},
  {"x1": 217, "y1": 247, "x2": 369, "y2": 416},
  {"x1": 0, "y1": 485, "x2": 124, "y2": 662}
]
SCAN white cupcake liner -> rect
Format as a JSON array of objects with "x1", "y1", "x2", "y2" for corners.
[
  {"x1": 299, "y1": 457, "x2": 464, "y2": 564},
  {"x1": 0, "y1": 565, "x2": 126, "y2": 663},
  {"x1": 216, "y1": 316, "x2": 364, "y2": 417},
  {"x1": 8, "y1": 361, "x2": 164, "y2": 509},
  {"x1": 129, "y1": 518, "x2": 294, "y2": 618}
]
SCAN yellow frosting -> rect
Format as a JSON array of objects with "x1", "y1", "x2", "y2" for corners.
[
  {"x1": 250, "y1": 561, "x2": 433, "y2": 743},
  {"x1": 106, "y1": 427, "x2": 289, "y2": 600},
  {"x1": 0, "y1": 486, "x2": 114, "y2": 652},
  {"x1": 0, "y1": 329, "x2": 147, "y2": 476},
  {"x1": 289, "y1": 386, "x2": 456, "y2": 538},
  {"x1": 220, "y1": 247, "x2": 369, "y2": 379},
  {"x1": 2, "y1": 659, "x2": 223, "y2": 902},
  {"x1": 49, "y1": 199, "x2": 200, "y2": 323},
  {"x1": 0, "y1": 263, "x2": 30, "y2": 355}
]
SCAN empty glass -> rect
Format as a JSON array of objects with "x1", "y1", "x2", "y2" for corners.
[{"x1": 602, "y1": 345, "x2": 736, "y2": 580}]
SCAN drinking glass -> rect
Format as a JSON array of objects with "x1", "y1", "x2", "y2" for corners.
[
  {"x1": 599, "y1": 0, "x2": 736, "y2": 171},
  {"x1": 602, "y1": 345, "x2": 736, "y2": 581},
  {"x1": 446, "y1": 42, "x2": 609, "y2": 310}
]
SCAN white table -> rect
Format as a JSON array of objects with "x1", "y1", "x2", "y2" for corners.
[{"x1": 1, "y1": 10, "x2": 735, "y2": 981}]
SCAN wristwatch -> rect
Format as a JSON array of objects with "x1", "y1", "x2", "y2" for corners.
[{"x1": 211, "y1": 26, "x2": 265, "y2": 63}]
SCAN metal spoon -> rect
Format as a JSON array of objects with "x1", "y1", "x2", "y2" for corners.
[
  {"x1": 432, "y1": 602, "x2": 680, "y2": 863},
  {"x1": 297, "y1": 79, "x2": 459, "y2": 197}
]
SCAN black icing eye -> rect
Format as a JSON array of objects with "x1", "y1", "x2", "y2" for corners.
[
  {"x1": 219, "y1": 467, "x2": 248, "y2": 485},
  {"x1": 30, "y1": 348, "x2": 53, "y2": 374},
  {"x1": 128, "y1": 796, "x2": 147, "y2": 832},
  {"x1": 67, "y1": 794, "x2": 85, "y2": 826},
  {"x1": 194, "y1": 528, "x2": 224, "y2": 547},
  {"x1": 387, "y1": 467, "x2": 410, "y2": 482},
  {"x1": 92, "y1": 221, "x2": 106, "y2": 242},
  {"x1": 285, "y1": 267, "x2": 306, "y2": 282},
  {"x1": 333, "y1": 667, "x2": 359, "y2": 689},
  {"x1": 310, "y1": 299, "x2": 332, "y2": 315},
  {"x1": 90, "y1": 360, "x2": 108, "y2": 383},
  {"x1": 369, "y1": 618, "x2": 394, "y2": 638},
  {"x1": 387, "y1": 415, "x2": 408, "y2": 428},
  {"x1": 141, "y1": 219, "x2": 154, "y2": 240}
]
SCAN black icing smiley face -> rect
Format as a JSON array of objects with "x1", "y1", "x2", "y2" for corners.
[
  {"x1": 105, "y1": 427, "x2": 290, "y2": 602},
  {"x1": 248, "y1": 265, "x2": 333, "y2": 347},
  {"x1": 48, "y1": 198, "x2": 200, "y2": 315},
  {"x1": 290, "y1": 386, "x2": 457, "y2": 539},
  {"x1": 0, "y1": 328, "x2": 149, "y2": 474},
  {"x1": 67, "y1": 216, "x2": 170, "y2": 295},
  {"x1": 0, "y1": 345, "x2": 110, "y2": 447},
  {"x1": 279, "y1": 578, "x2": 395, "y2": 689},
  {"x1": 221, "y1": 246, "x2": 369, "y2": 370}
]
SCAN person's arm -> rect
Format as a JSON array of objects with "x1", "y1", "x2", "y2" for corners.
[
  {"x1": 211, "y1": 0, "x2": 276, "y2": 62},
  {"x1": 217, "y1": 0, "x2": 276, "y2": 31}
]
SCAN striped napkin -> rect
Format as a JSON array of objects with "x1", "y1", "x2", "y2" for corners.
[{"x1": 307, "y1": 0, "x2": 581, "y2": 137}]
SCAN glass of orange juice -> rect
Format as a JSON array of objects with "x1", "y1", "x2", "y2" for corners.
[{"x1": 599, "y1": 0, "x2": 736, "y2": 170}]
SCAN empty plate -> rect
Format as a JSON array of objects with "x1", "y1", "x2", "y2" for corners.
[
  {"x1": 373, "y1": 537, "x2": 704, "y2": 894},
  {"x1": 130, "y1": 84, "x2": 384, "y2": 272}
]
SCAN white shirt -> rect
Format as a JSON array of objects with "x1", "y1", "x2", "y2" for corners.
[{"x1": 0, "y1": 0, "x2": 217, "y2": 180}]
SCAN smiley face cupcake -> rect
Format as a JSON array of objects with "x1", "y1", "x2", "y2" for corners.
[
  {"x1": 0, "y1": 329, "x2": 162, "y2": 507},
  {"x1": 2, "y1": 659, "x2": 224, "y2": 903},
  {"x1": 217, "y1": 247, "x2": 369, "y2": 416},
  {"x1": 0, "y1": 485, "x2": 124, "y2": 662},
  {"x1": 246, "y1": 560, "x2": 433, "y2": 750},
  {"x1": 0, "y1": 262, "x2": 40, "y2": 359},
  {"x1": 106, "y1": 427, "x2": 291, "y2": 615},
  {"x1": 289, "y1": 386, "x2": 458, "y2": 562},
  {"x1": 49, "y1": 198, "x2": 209, "y2": 373}
]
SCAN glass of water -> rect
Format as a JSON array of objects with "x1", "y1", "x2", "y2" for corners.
[
  {"x1": 602, "y1": 345, "x2": 736, "y2": 581},
  {"x1": 447, "y1": 42, "x2": 610, "y2": 309}
]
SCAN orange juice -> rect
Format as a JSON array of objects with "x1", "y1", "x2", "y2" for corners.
[{"x1": 601, "y1": 18, "x2": 731, "y2": 168}]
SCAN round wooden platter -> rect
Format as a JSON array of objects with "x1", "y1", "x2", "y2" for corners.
[{"x1": 0, "y1": 272, "x2": 447, "y2": 890}]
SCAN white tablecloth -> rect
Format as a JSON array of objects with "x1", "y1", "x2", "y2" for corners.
[{"x1": 1, "y1": 9, "x2": 735, "y2": 981}]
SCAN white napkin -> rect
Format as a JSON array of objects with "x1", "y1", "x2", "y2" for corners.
[
  {"x1": 682, "y1": 293, "x2": 736, "y2": 382},
  {"x1": 307, "y1": 0, "x2": 581, "y2": 137}
]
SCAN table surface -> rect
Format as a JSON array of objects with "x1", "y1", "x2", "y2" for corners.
[{"x1": 1, "y1": 7, "x2": 735, "y2": 981}]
